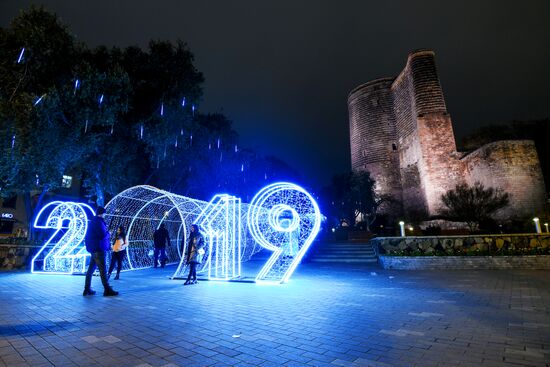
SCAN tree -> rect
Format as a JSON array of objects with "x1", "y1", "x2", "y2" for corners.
[
  {"x1": 440, "y1": 182, "x2": 510, "y2": 232},
  {"x1": 321, "y1": 171, "x2": 385, "y2": 230},
  {"x1": 349, "y1": 171, "x2": 391, "y2": 230},
  {"x1": 151, "y1": 112, "x2": 300, "y2": 201},
  {"x1": 1, "y1": 6, "x2": 297, "y2": 223},
  {"x1": 0, "y1": 8, "x2": 204, "y2": 208},
  {"x1": 0, "y1": 6, "x2": 86, "y2": 236}
]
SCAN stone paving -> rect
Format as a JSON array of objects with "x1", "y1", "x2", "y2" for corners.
[{"x1": 1, "y1": 261, "x2": 549, "y2": 367}]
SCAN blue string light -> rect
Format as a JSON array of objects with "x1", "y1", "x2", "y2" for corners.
[
  {"x1": 34, "y1": 94, "x2": 45, "y2": 106},
  {"x1": 32, "y1": 183, "x2": 321, "y2": 284},
  {"x1": 17, "y1": 47, "x2": 25, "y2": 63},
  {"x1": 31, "y1": 202, "x2": 96, "y2": 274}
]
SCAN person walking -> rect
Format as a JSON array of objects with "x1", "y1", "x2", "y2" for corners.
[
  {"x1": 184, "y1": 224, "x2": 205, "y2": 285},
  {"x1": 153, "y1": 223, "x2": 170, "y2": 268},
  {"x1": 108, "y1": 225, "x2": 128, "y2": 280},
  {"x1": 83, "y1": 207, "x2": 118, "y2": 296}
]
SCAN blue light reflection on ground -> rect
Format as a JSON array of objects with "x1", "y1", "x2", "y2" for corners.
[{"x1": 1, "y1": 262, "x2": 549, "y2": 366}]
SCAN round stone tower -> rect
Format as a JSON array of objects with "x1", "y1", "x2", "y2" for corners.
[{"x1": 348, "y1": 78, "x2": 402, "y2": 205}]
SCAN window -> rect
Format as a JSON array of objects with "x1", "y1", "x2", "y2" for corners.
[
  {"x1": 392, "y1": 143, "x2": 397, "y2": 151},
  {"x1": 61, "y1": 175, "x2": 73, "y2": 189},
  {"x1": 2, "y1": 195, "x2": 16, "y2": 209}
]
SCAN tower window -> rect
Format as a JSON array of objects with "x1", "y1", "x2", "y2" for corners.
[{"x1": 392, "y1": 143, "x2": 397, "y2": 151}]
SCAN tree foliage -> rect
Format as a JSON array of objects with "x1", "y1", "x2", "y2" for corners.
[
  {"x1": 0, "y1": 6, "x2": 298, "y2": 213},
  {"x1": 440, "y1": 182, "x2": 510, "y2": 232},
  {"x1": 321, "y1": 171, "x2": 385, "y2": 230}
]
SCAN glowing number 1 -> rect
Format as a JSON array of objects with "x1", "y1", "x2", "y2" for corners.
[
  {"x1": 247, "y1": 182, "x2": 321, "y2": 284},
  {"x1": 195, "y1": 194, "x2": 241, "y2": 279}
]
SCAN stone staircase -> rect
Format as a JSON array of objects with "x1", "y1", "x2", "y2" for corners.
[{"x1": 308, "y1": 241, "x2": 378, "y2": 263}]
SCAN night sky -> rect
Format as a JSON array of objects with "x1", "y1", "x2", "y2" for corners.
[{"x1": 1, "y1": 1, "x2": 549, "y2": 188}]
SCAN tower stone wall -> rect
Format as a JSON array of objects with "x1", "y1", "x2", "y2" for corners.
[
  {"x1": 463, "y1": 140, "x2": 547, "y2": 218},
  {"x1": 348, "y1": 78, "x2": 402, "y2": 208},
  {"x1": 348, "y1": 49, "x2": 547, "y2": 220}
]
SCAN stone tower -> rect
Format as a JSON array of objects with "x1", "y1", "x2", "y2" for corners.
[{"x1": 348, "y1": 49, "x2": 547, "y2": 219}]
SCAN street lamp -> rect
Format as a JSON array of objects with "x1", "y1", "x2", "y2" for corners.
[
  {"x1": 544, "y1": 223, "x2": 549, "y2": 233},
  {"x1": 399, "y1": 221, "x2": 405, "y2": 237},
  {"x1": 533, "y1": 217, "x2": 541, "y2": 234}
]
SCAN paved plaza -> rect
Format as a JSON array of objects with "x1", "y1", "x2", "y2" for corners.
[{"x1": 1, "y1": 261, "x2": 549, "y2": 367}]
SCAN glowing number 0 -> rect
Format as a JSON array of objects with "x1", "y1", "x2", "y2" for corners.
[
  {"x1": 247, "y1": 183, "x2": 321, "y2": 284},
  {"x1": 31, "y1": 201, "x2": 96, "y2": 274}
]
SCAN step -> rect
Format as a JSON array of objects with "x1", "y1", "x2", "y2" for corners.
[
  {"x1": 313, "y1": 254, "x2": 376, "y2": 258},
  {"x1": 310, "y1": 258, "x2": 378, "y2": 263},
  {"x1": 315, "y1": 248, "x2": 375, "y2": 252},
  {"x1": 314, "y1": 249, "x2": 376, "y2": 253},
  {"x1": 315, "y1": 244, "x2": 373, "y2": 247},
  {"x1": 315, "y1": 249, "x2": 375, "y2": 252}
]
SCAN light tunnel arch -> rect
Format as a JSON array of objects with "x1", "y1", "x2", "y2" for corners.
[{"x1": 104, "y1": 185, "x2": 263, "y2": 277}]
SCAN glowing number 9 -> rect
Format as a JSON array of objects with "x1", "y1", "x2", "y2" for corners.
[{"x1": 247, "y1": 182, "x2": 321, "y2": 283}]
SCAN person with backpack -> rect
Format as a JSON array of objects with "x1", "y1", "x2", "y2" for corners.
[{"x1": 83, "y1": 207, "x2": 119, "y2": 297}]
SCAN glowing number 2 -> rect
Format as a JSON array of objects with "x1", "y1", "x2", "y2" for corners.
[
  {"x1": 195, "y1": 194, "x2": 241, "y2": 279},
  {"x1": 31, "y1": 202, "x2": 96, "y2": 274},
  {"x1": 247, "y1": 183, "x2": 321, "y2": 284}
]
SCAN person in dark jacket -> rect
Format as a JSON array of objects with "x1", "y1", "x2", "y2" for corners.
[
  {"x1": 83, "y1": 207, "x2": 118, "y2": 296},
  {"x1": 153, "y1": 223, "x2": 170, "y2": 268},
  {"x1": 184, "y1": 224, "x2": 205, "y2": 285}
]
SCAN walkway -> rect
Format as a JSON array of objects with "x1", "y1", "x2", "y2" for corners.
[{"x1": 1, "y1": 262, "x2": 549, "y2": 366}]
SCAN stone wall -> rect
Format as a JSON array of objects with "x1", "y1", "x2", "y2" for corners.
[
  {"x1": 371, "y1": 234, "x2": 550, "y2": 255},
  {"x1": 0, "y1": 243, "x2": 37, "y2": 270},
  {"x1": 463, "y1": 140, "x2": 547, "y2": 218},
  {"x1": 348, "y1": 78, "x2": 402, "y2": 209},
  {"x1": 392, "y1": 61, "x2": 426, "y2": 216},
  {"x1": 379, "y1": 255, "x2": 550, "y2": 270},
  {"x1": 416, "y1": 114, "x2": 464, "y2": 215},
  {"x1": 407, "y1": 50, "x2": 447, "y2": 115},
  {"x1": 390, "y1": 50, "x2": 462, "y2": 216},
  {"x1": 374, "y1": 234, "x2": 550, "y2": 269}
]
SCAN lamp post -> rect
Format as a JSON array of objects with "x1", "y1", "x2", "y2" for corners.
[
  {"x1": 533, "y1": 217, "x2": 541, "y2": 234},
  {"x1": 544, "y1": 223, "x2": 549, "y2": 233},
  {"x1": 399, "y1": 221, "x2": 405, "y2": 237}
]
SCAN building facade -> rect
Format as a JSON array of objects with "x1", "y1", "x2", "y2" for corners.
[{"x1": 348, "y1": 49, "x2": 547, "y2": 219}]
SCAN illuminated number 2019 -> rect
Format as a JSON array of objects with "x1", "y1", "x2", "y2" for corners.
[{"x1": 32, "y1": 183, "x2": 321, "y2": 284}]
